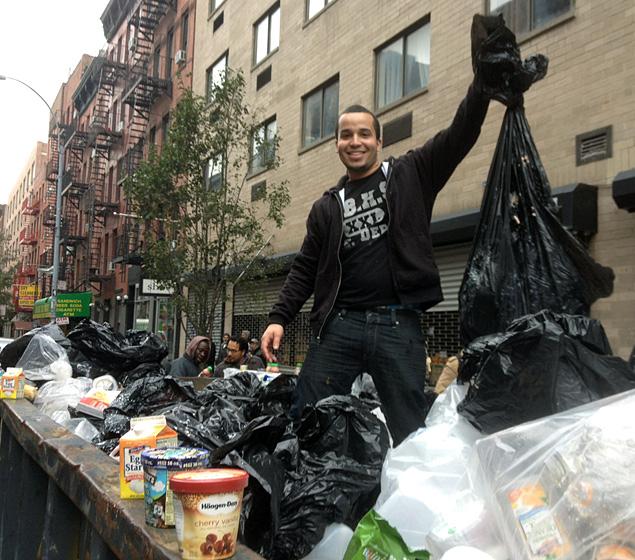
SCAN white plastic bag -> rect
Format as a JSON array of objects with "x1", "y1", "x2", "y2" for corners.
[
  {"x1": 476, "y1": 389, "x2": 635, "y2": 560},
  {"x1": 33, "y1": 377, "x2": 93, "y2": 418},
  {"x1": 301, "y1": 523, "x2": 354, "y2": 560},
  {"x1": 375, "y1": 382, "x2": 507, "y2": 558},
  {"x1": 16, "y1": 333, "x2": 73, "y2": 382}
]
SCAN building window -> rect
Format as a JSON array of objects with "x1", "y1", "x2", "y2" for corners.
[
  {"x1": 254, "y1": 4, "x2": 280, "y2": 65},
  {"x1": 205, "y1": 156, "x2": 224, "y2": 191},
  {"x1": 149, "y1": 127, "x2": 157, "y2": 148},
  {"x1": 181, "y1": 11, "x2": 189, "y2": 52},
  {"x1": 250, "y1": 117, "x2": 277, "y2": 173},
  {"x1": 166, "y1": 28, "x2": 174, "y2": 77},
  {"x1": 302, "y1": 78, "x2": 338, "y2": 148},
  {"x1": 210, "y1": 0, "x2": 225, "y2": 13},
  {"x1": 307, "y1": 0, "x2": 334, "y2": 20},
  {"x1": 206, "y1": 52, "x2": 228, "y2": 99},
  {"x1": 161, "y1": 113, "x2": 170, "y2": 145},
  {"x1": 488, "y1": 0, "x2": 573, "y2": 36},
  {"x1": 153, "y1": 46, "x2": 161, "y2": 78},
  {"x1": 376, "y1": 20, "x2": 430, "y2": 110}
]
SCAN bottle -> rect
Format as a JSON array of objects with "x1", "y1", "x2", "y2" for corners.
[
  {"x1": 206, "y1": 365, "x2": 214, "y2": 376},
  {"x1": 266, "y1": 362, "x2": 280, "y2": 373},
  {"x1": 294, "y1": 362, "x2": 303, "y2": 375}
]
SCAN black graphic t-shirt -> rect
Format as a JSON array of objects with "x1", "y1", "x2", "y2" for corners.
[{"x1": 335, "y1": 168, "x2": 398, "y2": 309}]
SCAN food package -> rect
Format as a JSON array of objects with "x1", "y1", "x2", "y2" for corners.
[
  {"x1": 119, "y1": 415, "x2": 178, "y2": 499},
  {"x1": 1, "y1": 367, "x2": 25, "y2": 399},
  {"x1": 475, "y1": 389, "x2": 635, "y2": 559}
]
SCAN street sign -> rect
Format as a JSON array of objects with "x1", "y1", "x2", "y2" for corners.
[
  {"x1": 55, "y1": 317, "x2": 70, "y2": 325},
  {"x1": 140, "y1": 278, "x2": 174, "y2": 296}
]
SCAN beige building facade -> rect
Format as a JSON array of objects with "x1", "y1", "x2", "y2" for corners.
[{"x1": 192, "y1": 0, "x2": 634, "y2": 361}]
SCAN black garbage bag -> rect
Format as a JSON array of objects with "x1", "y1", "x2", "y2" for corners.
[
  {"x1": 244, "y1": 374, "x2": 297, "y2": 419},
  {"x1": 458, "y1": 310, "x2": 635, "y2": 434},
  {"x1": 461, "y1": 15, "x2": 614, "y2": 347},
  {"x1": 471, "y1": 13, "x2": 548, "y2": 108},
  {"x1": 0, "y1": 323, "x2": 69, "y2": 369},
  {"x1": 119, "y1": 362, "x2": 167, "y2": 386},
  {"x1": 101, "y1": 376, "x2": 199, "y2": 439},
  {"x1": 196, "y1": 370, "x2": 263, "y2": 407},
  {"x1": 67, "y1": 347, "x2": 115, "y2": 379},
  {"x1": 459, "y1": 104, "x2": 614, "y2": 346},
  {"x1": 67, "y1": 319, "x2": 167, "y2": 375},
  {"x1": 265, "y1": 396, "x2": 389, "y2": 560}
]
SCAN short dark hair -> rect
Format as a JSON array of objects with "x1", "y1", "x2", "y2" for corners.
[
  {"x1": 229, "y1": 336, "x2": 249, "y2": 353},
  {"x1": 335, "y1": 105, "x2": 381, "y2": 140}
]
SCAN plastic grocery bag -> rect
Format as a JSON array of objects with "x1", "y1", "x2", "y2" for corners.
[
  {"x1": 344, "y1": 509, "x2": 430, "y2": 560},
  {"x1": 458, "y1": 311, "x2": 635, "y2": 434},
  {"x1": 460, "y1": 19, "x2": 614, "y2": 346},
  {"x1": 475, "y1": 389, "x2": 635, "y2": 560},
  {"x1": 16, "y1": 333, "x2": 73, "y2": 382}
]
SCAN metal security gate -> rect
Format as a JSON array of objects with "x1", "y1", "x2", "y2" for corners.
[{"x1": 429, "y1": 243, "x2": 471, "y2": 312}]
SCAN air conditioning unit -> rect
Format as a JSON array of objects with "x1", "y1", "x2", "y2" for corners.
[
  {"x1": 175, "y1": 50, "x2": 187, "y2": 65},
  {"x1": 107, "y1": 261, "x2": 116, "y2": 272},
  {"x1": 116, "y1": 120, "x2": 124, "y2": 132},
  {"x1": 128, "y1": 36, "x2": 137, "y2": 52}
]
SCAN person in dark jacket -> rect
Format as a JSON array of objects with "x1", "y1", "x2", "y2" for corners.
[
  {"x1": 215, "y1": 336, "x2": 265, "y2": 377},
  {"x1": 215, "y1": 333, "x2": 230, "y2": 365},
  {"x1": 169, "y1": 336, "x2": 213, "y2": 377},
  {"x1": 261, "y1": 63, "x2": 492, "y2": 445}
]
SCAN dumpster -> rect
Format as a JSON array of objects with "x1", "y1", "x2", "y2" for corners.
[{"x1": 0, "y1": 398, "x2": 264, "y2": 560}]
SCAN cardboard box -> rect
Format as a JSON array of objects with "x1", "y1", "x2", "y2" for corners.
[
  {"x1": 76, "y1": 388, "x2": 120, "y2": 419},
  {"x1": 119, "y1": 416, "x2": 178, "y2": 499},
  {"x1": 1, "y1": 368, "x2": 25, "y2": 399}
]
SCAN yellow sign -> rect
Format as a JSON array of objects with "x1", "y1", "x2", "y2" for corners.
[{"x1": 18, "y1": 284, "x2": 39, "y2": 310}]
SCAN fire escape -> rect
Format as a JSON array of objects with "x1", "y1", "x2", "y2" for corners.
[
  {"x1": 80, "y1": 55, "x2": 126, "y2": 292},
  {"x1": 41, "y1": 121, "x2": 63, "y2": 296},
  {"x1": 59, "y1": 112, "x2": 90, "y2": 290},
  {"x1": 17, "y1": 195, "x2": 40, "y2": 286},
  {"x1": 116, "y1": 0, "x2": 173, "y2": 265}
]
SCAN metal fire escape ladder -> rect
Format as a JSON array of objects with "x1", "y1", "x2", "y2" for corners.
[
  {"x1": 82, "y1": 56, "x2": 127, "y2": 292},
  {"x1": 121, "y1": 0, "x2": 172, "y2": 181}
]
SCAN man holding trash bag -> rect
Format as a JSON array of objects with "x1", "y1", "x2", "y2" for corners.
[{"x1": 261, "y1": 16, "x2": 499, "y2": 445}]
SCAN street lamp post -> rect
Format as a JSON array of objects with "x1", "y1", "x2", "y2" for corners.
[{"x1": 0, "y1": 74, "x2": 64, "y2": 321}]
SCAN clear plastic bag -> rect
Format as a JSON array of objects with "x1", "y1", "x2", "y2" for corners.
[
  {"x1": 375, "y1": 383, "x2": 506, "y2": 558},
  {"x1": 33, "y1": 377, "x2": 93, "y2": 418},
  {"x1": 475, "y1": 389, "x2": 635, "y2": 560},
  {"x1": 16, "y1": 333, "x2": 73, "y2": 382}
]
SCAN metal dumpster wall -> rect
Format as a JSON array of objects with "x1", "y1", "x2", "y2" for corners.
[{"x1": 0, "y1": 399, "x2": 264, "y2": 560}]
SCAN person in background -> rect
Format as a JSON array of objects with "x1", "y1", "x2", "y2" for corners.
[
  {"x1": 249, "y1": 337, "x2": 264, "y2": 361},
  {"x1": 169, "y1": 336, "x2": 212, "y2": 377},
  {"x1": 216, "y1": 333, "x2": 230, "y2": 365},
  {"x1": 240, "y1": 329, "x2": 251, "y2": 341},
  {"x1": 215, "y1": 336, "x2": 265, "y2": 377}
]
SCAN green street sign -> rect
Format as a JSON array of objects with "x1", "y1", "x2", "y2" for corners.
[{"x1": 33, "y1": 292, "x2": 92, "y2": 319}]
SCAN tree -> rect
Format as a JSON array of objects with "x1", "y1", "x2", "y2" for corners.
[
  {"x1": 124, "y1": 70, "x2": 290, "y2": 337},
  {"x1": 0, "y1": 230, "x2": 17, "y2": 333}
]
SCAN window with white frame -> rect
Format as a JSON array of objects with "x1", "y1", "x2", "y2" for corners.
[
  {"x1": 205, "y1": 156, "x2": 224, "y2": 190},
  {"x1": 254, "y1": 4, "x2": 280, "y2": 65},
  {"x1": 250, "y1": 117, "x2": 277, "y2": 172},
  {"x1": 206, "y1": 52, "x2": 228, "y2": 100},
  {"x1": 210, "y1": 0, "x2": 225, "y2": 13},
  {"x1": 488, "y1": 0, "x2": 573, "y2": 36},
  {"x1": 375, "y1": 20, "x2": 430, "y2": 110},
  {"x1": 302, "y1": 78, "x2": 339, "y2": 148},
  {"x1": 307, "y1": 0, "x2": 335, "y2": 20}
]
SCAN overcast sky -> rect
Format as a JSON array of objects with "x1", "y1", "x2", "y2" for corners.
[{"x1": 0, "y1": 1, "x2": 109, "y2": 204}]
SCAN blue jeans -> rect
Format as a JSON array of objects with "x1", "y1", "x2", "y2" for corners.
[{"x1": 293, "y1": 308, "x2": 428, "y2": 445}]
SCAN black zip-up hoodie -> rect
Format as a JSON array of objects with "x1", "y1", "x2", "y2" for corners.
[{"x1": 269, "y1": 82, "x2": 490, "y2": 337}]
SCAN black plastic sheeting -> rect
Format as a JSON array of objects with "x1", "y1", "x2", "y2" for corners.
[
  {"x1": 96, "y1": 373, "x2": 389, "y2": 560},
  {"x1": 457, "y1": 311, "x2": 635, "y2": 434},
  {"x1": 460, "y1": 17, "x2": 614, "y2": 346},
  {"x1": 67, "y1": 319, "x2": 167, "y2": 376}
]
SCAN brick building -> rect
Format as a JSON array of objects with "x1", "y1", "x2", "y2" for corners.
[{"x1": 192, "y1": 0, "x2": 635, "y2": 361}]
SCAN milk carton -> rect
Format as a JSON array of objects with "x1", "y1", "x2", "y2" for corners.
[
  {"x1": 119, "y1": 416, "x2": 178, "y2": 499},
  {"x1": 1, "y1": 367, "x2": 25, "y2": 399}
]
